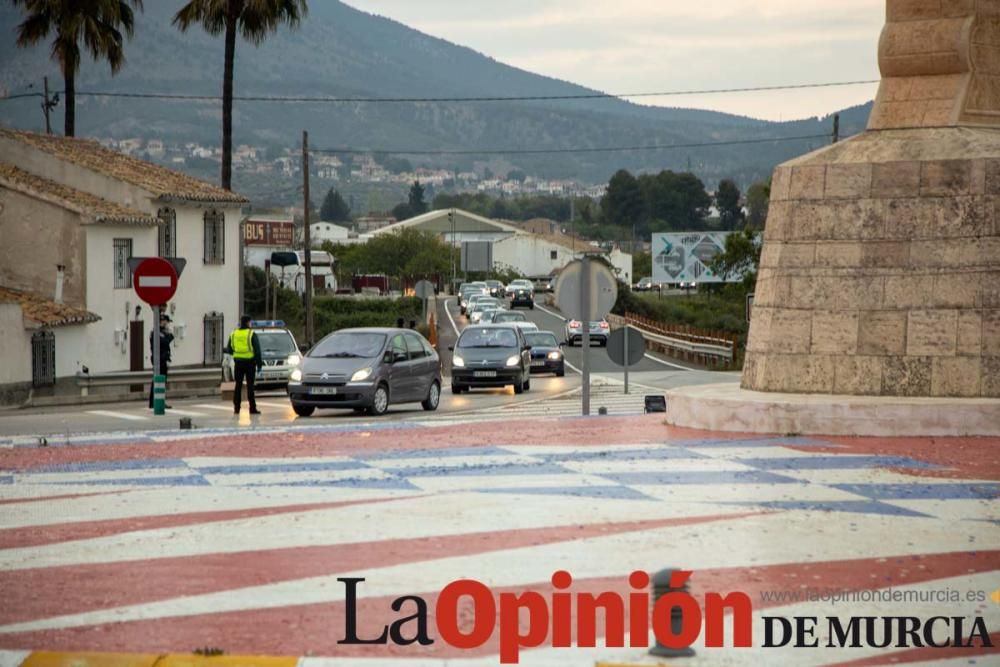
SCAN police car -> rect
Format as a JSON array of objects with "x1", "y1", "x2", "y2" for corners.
[{"x1": 221, "y1": 320, "x2": 302, "y2": 388}]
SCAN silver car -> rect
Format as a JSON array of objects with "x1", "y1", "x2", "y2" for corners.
[{"x1": 287, "y1": 328, "x2": 442, "y2": 417}]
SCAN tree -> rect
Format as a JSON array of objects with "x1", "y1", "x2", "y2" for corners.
[
  {"x1": 408, "y1": 180, "x2": 428, "y2": 216},
  {"x1": 320, "y1": 187, "x2": 350, "y2": 222},
  {"x1": 600, "y1": 169, "x2": 644, "y2": 227},
  {"x1": 746, "y1": 180, "x2": 771, "y2": 229},
  {"x1": 716, "y1": 179, "x2": 743, "y2": 230},
  {"x1": 639, "y1": 170, "x2": 711, "y2": 232},
  {"x1": 12, "y1": 0, "x2": 143, "y2": 137},
  {"x1": 173, "y1": 0, "x2": 307, "y2": 191},
  {"x1": 507, "y1": 169, "x2": 527, "y2": 183},
  {"x1": 710, "y1": 226, "x2": 761, "y2": 290}
]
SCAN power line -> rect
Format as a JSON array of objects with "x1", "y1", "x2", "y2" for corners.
[
  {"x1": 310, "y1": 133, "x2": 833, "y2": 157},
  {"x1": 1, "y1": 79, "x2": 878, "y2": 104},
  {"x1": 0, "y1": 92, "x2": 44, "y2": 101}
]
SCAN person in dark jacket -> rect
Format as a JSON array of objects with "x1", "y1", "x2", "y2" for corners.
[
  {"x1": 148, "y1": 313, "x2": 175, "y2": 409},
  {"x1": 224, "y1": 315, "x2": 263, "y2": 414}
]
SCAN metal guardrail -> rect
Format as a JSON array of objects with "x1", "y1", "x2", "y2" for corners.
[
  {"x1": 74, "y1": 367, "x2": 221, "y2": 396},
  {"x1": 607, "y1": 314, "x2": 735, "y2": 364}
]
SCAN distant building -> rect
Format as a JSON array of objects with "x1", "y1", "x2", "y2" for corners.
[{"x1": 310, "y1": 221, "x2": 351, "y2": 246}]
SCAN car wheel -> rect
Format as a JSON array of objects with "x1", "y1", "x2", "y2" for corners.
[
  {"x1": 292, "y1": 403, "x2": 315, "y2": 417},
  {"x1": 422, "y1": 381, "x2": 441, "y2": 411},
  {"x1": 556, "y1": 367, "x2": 565, "y2": 377},
  {"x1": 451, "y1": 383, "x2": 464, "y2": 395},
  {"x1": 367, "y1": 383, "x2": 390, "y2": 416}
]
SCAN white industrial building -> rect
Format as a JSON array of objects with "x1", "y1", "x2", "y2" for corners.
[{"x1": 0, "y1": 129, "x2": 246, "y2": 404}]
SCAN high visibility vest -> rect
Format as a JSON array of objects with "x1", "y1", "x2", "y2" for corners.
[{"x1": 230, "y1": 329, "x2": 255, "y2": 359}]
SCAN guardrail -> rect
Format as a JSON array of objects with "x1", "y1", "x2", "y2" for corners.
[
  {"x1": 607, "y1": 313, "x2": 737, "y2": 368},
  {"x1": 75, "y1": 367, "x2": 221, "y2": 396}
]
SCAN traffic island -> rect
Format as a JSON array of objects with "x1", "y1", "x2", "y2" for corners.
[{"x1": 664, "y1": 381, "x2": 1000, "y2": 437}]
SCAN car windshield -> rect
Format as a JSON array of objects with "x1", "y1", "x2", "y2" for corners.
[
  {"x1": 254, "y1": 332, "x2": 296, "y2": 356},
  {"x1": 458, "y1": 328, "x2": 518, "y2": 349},
  {"x1": 495, "y1": 312, "x2": 526, "y2": 322},
  {"x1": 524, "y1": 332, "x2": 559, "y2": 347},
  {"x1": 310, "y1": 332, "x2": 386, "y2": 358}
]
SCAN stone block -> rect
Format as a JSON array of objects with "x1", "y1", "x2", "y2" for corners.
[
  {"x1": 768, "y1": 309, "x2": 813, "y2": 354},
  {"x1": 957, "y1": 311, "x2": 983, "y2": 355},
  {"x1": 811, "y1": 311, "x2": 859, "y2": 354},
  {"x1": 833, "y1": 355, "x2": 884, "y2": 395},
  {"x1": 972, "y1": 159, "x2": 987, "y2": 194},
  {"x1": 861, "y1": 241, "x2": 910, "y2": 268},
  {"x1": 745, "y1": 306, "x2": 774, "y2": 353},
  {"x1": 815, "y1": 242, "x2": 862, "y2": 268},
  {"x1": 910, "y1": 237, "x2": 998, "y2": 269},
  {"x1": 984, "y1": 309, "x2": 1000, "y2": 355},
  {"x1": 762, "y1": 201, "x2": 792, "y2": 240},
  {"x1": 825, "y1": 164, "x2": 872, "y2": 199},
  {"x1": 759, "y1": 242, "x2": 781, "y2": 269},
  {"x1": 789, "y1": 165, "x2": 826, "y2": 200},
  {"x1": 778, "y1": 242, "x2": 816, "y2": 267},
  {"x1": 770, "y1": 168, "x2": 792, "y2": 202},
  {"x1": 986, "y1": 160, "x2": 1000, "y2": 194},
  {"x1": 882, "y1": 356, "x2": 932, "y2": 396},
  {"x1": 906, "y1": 309, "x2": 958, "y2": 356},
  {"x1": 759, "y1": 354, "x2": 835, "y2": 394},
  {"x1": 859, "y1": 311, "x2": 908, "y2": 355},
  {"x1": 931, "y1": 357, "x2": 982, "y2": 397},
  {"x1": 884, "y1": 274, "x2": 935, "y2": 309},
  {"x1": 932, "y1": 273, "x2": 986, "y2": 308},
  {"x1": 872, "y1": 161, "x2": 921, "y2": 197},
  {"x1": 984, "y1": 357, "x2": 1000, "y2": 397},
  {"x1": 920, "y1": 160, "x2": 973, "y2": 196}
]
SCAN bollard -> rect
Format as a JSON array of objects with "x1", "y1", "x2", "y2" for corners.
[
  {"x1": 644, "y1": 395, "x2": 667, "y2": 413},
  {"x1": 179, "y1": 417, "x2": 192, "y2": 430},
  {"x1": 649, "y1": 568, "x2": 696, "y2": 658},
  {"x1": 598, "y1": 406, "x2": 608, "y2": 415},
  {"x1": 152, "y1": 374, "x2": 167, "y2": 415}
]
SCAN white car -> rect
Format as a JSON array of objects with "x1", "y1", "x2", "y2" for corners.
[
  {"x1": 222, "y1": 321, "x2": 302, "y2": 387},
  {"x1": 510, "y1": 321, "x2": 539, "y2": 332},
  {"x1": 505, "y1": 279, "x2": 534, "y2": 298}
]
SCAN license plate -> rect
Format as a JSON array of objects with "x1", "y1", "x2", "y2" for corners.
[
  {"x1": 260, "y1": 372, "x2": 282, "y2": 380},
  {"x1": 310, "y1": 386, "x2": 338, "y2": 395},
  {"x1": 530, "y1": 361, "x2": 545, "y2": 367},
  {"x1": 473, "y1": 370, "x2": 497, "y2": 378}
]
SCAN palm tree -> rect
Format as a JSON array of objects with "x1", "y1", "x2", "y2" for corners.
[
  {"x1": 12, "y1": 0, "x2": 143, "y2": 137},
  {"x1": 174, "y1": 0, "x2": 307, "y2": 191}
]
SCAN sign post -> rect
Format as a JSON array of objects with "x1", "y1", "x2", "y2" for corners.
[
  {"x1": 415, "y1": 280, "x2": 435, "y2": 323},
  {"x1": 130, "y1": 257, "x2": 183, "y2": 416},
  {"x1": 607, "y1": 325, "x2": 646, "y2": 395}
]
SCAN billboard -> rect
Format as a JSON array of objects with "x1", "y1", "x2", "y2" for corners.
[
  {"x1": 651, "y1": 232, "x2": 738, "y2": 284},
  {"x1": 461, "y1": 241, "x2": 493, "y2": 272},
  {"x1": 244, "y1": 219, "x2": 295, "y2": 247}
]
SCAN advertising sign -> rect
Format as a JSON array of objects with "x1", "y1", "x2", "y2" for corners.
[
  {"x1": 244, "y1": 219, "x2": 295, "y2": 247},
  {"x1": 652, "y1": 232, "x2": 739, "y2": 284}
]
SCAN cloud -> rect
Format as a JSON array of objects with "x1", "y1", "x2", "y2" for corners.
[{"x1": 343, "y1": 0, "x2": 885, "y2": 120}]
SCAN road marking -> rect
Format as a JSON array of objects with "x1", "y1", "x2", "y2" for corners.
[
  {"x1": 165, "y1": 409, "x2": 208, "y2": 417},
  {"x1": 254, "y1": 401, "x2": 291, "y2": 409},
  {"x1": 536, "y1": 304, "x2": 566, "y2": 321},
  {"x1": 642, "y1": 352, "x2": 693, "y2": 371},
  {"x1": 194, "y1": 404, "x2": 239, "y2": 412},
  {"x1": 444, "y1": 298, "x2": 461, "y2": 336},
  {"x1": 85, "y1": 410, "x2": 149, "y2": 422}
]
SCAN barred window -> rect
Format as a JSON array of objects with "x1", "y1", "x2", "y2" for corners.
[
  {"x1": 203, "y1": 209, "x2": 225, "y2": 264},
  {"x1": 158, "y1": 207, "x2": 176, "y2": 257},
  {"x1": 113, "y1": 238, "x2": 133, "y2": 289},
  {"x1": 203, "y1": 312, "x2": 224, "y2": 365}
]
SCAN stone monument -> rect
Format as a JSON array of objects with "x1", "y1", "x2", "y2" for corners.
[{"x1": 742, "y1": 0, "x2": 1000, "y2": 398}]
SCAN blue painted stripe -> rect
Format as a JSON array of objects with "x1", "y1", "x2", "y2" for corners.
[
  {"x1": 542, "y1": 447, "x2": 706, "y2": 462},
  {"x1": 738, "y1": 456, "x2": 940, "y2": 471},
  {"x1": 27, "y1": 458, "x2": 187, "y2": 474},
  {"x1": 672, "y1": 437, "x2": 841, "y2": 449},
  {"x1": 395, "y1": 462, "x2": 571, "y2": 478},
  {"x1": 0, "y1": 475, "x2": 13, "y2": 485},
  {"x1": 249, "y1": 477, "x2": 418, "y2": 490},
  {"x1": 196, "y1": 460, "x2": 370, "y2": 475},
  {"x1": 41, "y1": 475, "x2": 210, "y2": 486},
  {"x1": 480, "y1": 485, "x2": 653, "y2": 500},
  {"x1": 830, "y1": 483, "x2": 1000, "y2": 500},
  {"x1": 599, "y1": 470, "x2": 802, "y2": 485},
  {"x1": 357, "y1": 446, "x2": 512, "y2": 461},
  {"x1": 723, "y1": 500, "x2": 931, "y2": 518}
]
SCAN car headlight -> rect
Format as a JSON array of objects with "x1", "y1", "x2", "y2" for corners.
[
  {"x1": 547, "y1": 351, "x2": 562, "y2": 360},
  {"x1": 351, "y1": 367, "x2": 373, "y2": 382},
  {"x1": 286, "y1": 354, "x2": 301, "y2": 366},
  {"x1": 290, "y1": 368, "x2": 302, "y2": 382},
  {"x1": 505, "y1": 355, "x2": 520, "y2": 367},
  {"x1": 452, "y1": 355, "x2": 465, "y2": 368}
]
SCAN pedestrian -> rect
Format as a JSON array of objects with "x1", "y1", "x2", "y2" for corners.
[
  {"x1": 224, "y1": 314, "x2": 262, "y2": 415},
  {"x1": 148, "y1": 312, "x2": 174, "y2": 409}
]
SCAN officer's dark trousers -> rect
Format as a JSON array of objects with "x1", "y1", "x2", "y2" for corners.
[{"x1": 233, "y1": 359, "x2": 258, "y2": 412}]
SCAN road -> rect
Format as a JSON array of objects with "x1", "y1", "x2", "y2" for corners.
[{"x1": 0, "y1": 299, "x2": 733, "y2": 441}]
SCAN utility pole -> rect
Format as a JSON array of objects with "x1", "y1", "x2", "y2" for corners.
[
  {"x1": 42, "y1": 77, "x2": 52, "y2": 134},
  {"x1": 832, "y1": 113, "x2": 840, "y2": 144},
  {"x1": 449, "y1": 208, "x2": 456, "y2": 294},
  {"x1": 302, "y1": 131, "x2": 314, "y2": 347}
]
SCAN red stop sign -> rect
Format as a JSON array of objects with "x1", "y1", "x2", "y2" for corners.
[{"x1": 133, "y1": 257, "x2": 178, "y2": 305}]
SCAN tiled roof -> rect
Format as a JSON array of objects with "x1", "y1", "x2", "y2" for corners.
[
  {"x1": 0, "y1": 128, "x2": 248, "y2": 204},
  {"x1": 0, "y1": 163, "x2": 157, "y2": 226},
  {"x1": 0, "y1": 286, "x2": 100, "y2": 328}
]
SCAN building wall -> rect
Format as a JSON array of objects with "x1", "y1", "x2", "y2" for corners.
[
  {"x1": 0, "y1": 188, "x2": 86, "y2": 308},
  {"x1": 608, "y1": 248, "x2": 634, "y2": 284},
  {"x1": 310, "y1": 223, "x2": 349, "y2": 245},
  {"x1": 0, "y1": 304, "x2": 31, "y2": 385},
  {"x1": 493, "y1": 235, "x2": 578, "y2": 277}
]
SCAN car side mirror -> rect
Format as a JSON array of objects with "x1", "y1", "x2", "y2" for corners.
[
  {"x1": 448, "y1": 345, "x2": 454, "y2": 351},
  {"x1": 393, "y1": 351, "x2": 408, "y2": 363},
  {"x1": 559, "y1": 342, "x2": 565, "y2": 347},
  {"x1": 524, "y1": 345, "x2": 532, "y2": 351}
]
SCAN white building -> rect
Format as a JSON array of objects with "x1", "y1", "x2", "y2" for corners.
[
  {"x1": 310, "y1": 221, "x2": 351, "y2": 246},
  {"x1": 0, "y1": 129, "x2": 246, "y2": 403}
]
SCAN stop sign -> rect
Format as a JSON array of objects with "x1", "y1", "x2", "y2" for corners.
[{"x1": 133, "y1": 257, "x2": 178, "y2": 305}]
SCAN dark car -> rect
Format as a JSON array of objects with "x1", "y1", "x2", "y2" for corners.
[
  {"x1": 485, "y1": 279, "x2": 505, "y2": 298},
  {"x1": 524, "y1": 330, "x2": 565, "y2": 376},
  {"x1": 287, "y1": 328, "x2": 441, "y2": 417},
  {"x1": 510, "y1": 287, "x2": 534, "y2": 309},
  {"x1": 450, "y1": 325, "x2": 531, "y2": 395}
]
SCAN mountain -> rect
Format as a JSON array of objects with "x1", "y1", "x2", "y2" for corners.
[{"x1": 0, "y1": 0, "x2": 873, "y2": 188}]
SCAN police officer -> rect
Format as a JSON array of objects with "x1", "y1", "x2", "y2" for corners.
[
  {"x1": 225, "y1": 315, "x2": 262, "y2": 414},
  {"x1": 148, "y1": 313, "x2": 174, "y2": 409}
]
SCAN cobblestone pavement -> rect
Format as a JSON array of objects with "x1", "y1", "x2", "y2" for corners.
[{"x1": 0, "y1": 415, "x2": 997, "y2": 666}]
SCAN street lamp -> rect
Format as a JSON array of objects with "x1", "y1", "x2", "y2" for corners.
[{"x1": 450, "y1": 208, "x2": 456, "y2": 294}]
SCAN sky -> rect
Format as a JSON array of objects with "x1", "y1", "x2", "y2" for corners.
[{"x1": 342, "y1": 0, "x2": 885, "y2": 122}]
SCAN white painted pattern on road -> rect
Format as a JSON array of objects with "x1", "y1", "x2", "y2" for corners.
[{"x1": 84, "y1": 410, "x2": 149, "y2": 422}]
